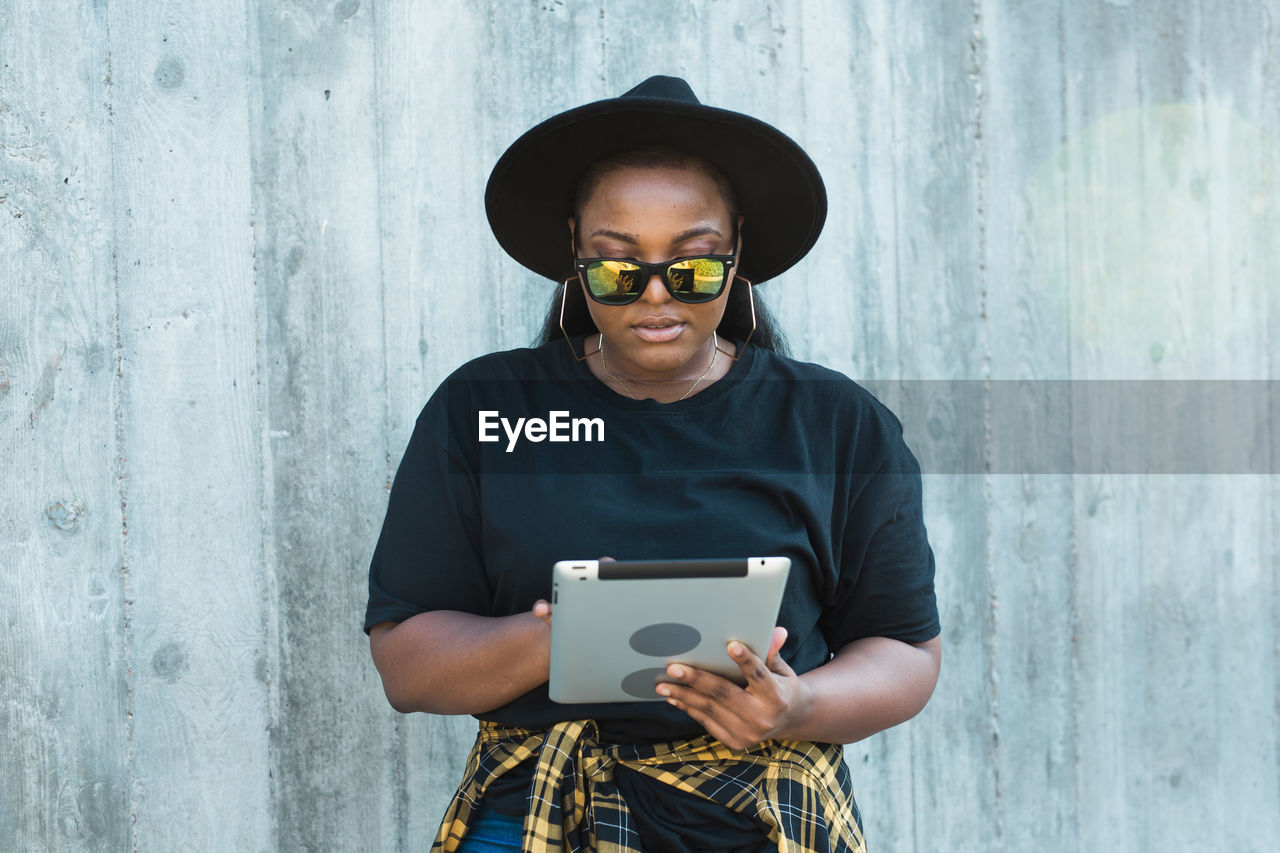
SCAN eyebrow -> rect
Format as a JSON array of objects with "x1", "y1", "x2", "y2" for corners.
[{"x1": 587, "y1": 225, "x2": 723, "y2": 244}]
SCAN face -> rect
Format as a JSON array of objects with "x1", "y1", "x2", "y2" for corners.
[{"x1": 569, "y1": 163, "x2": 741, "y2": 381}]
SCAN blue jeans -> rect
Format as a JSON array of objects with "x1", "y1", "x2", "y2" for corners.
[{"x1": 454, "y1": 804, "x2": 524, "y2": 852}]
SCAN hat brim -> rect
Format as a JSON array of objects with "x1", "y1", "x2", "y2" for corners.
[{"x1": 485, "y1": 95, "x2": 826, "y2": 284}]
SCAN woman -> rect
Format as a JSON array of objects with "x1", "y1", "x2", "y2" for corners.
[{"x1": 365, "y1": 76, "x2": 941, "y2": 852}]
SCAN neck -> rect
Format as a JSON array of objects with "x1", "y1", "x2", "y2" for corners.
[{"x1": 591, "y1": 333, "x2": 732, "y2": 402}]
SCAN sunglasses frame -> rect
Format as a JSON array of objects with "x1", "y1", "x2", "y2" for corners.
[{"x1": 573, "y1": 253, "x2": 738, "y2": 305}]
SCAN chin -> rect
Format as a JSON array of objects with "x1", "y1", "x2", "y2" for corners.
[{"x1": 634, "y1": 348, "x2": 700, "y2": 373}]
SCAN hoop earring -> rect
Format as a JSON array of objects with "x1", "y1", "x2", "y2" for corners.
[
  {"x1": 716, "y1": 275, "x2": 756, "y2": 361},
  {"x1": 559, "y1": 278, "x2": 590, "y2": 361}
]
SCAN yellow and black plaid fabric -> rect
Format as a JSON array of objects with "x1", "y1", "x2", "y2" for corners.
[{"x1": 433, "y1": 719, "x2": 866, "y2": 852}]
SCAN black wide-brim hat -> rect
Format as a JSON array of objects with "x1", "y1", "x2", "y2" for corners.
[{"x1": 485, "y1": 75, "x2": 826, "y2": 285}]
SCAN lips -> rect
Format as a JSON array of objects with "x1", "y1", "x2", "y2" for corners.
[{"x1": 632, "y1": 318, "x2": 686, "y2": 343}]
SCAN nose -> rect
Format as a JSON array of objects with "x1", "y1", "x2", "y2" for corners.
[{"x1": 640, "y1": 272, "x2": 670, "y2": 304}]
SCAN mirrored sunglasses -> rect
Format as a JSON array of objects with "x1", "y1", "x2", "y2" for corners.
[{"x1": 574, "y1": 254, "x2": 737, "y2": 305}]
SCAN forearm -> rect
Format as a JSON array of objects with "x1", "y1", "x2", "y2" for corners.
[
  {"x1": 780, "y1": 635, "x2": 941, "y2": 744},
  {"x1": 368, "y1": 610, "x2": 550, "y2": 715}
]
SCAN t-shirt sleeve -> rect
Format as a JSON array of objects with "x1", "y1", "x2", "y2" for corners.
[
  {"x1": 363, "y1": 403, "x2": 491, "y2": 635},
  {"x1": 820, "y1": 412, "x2": 941, "y2": 649}
]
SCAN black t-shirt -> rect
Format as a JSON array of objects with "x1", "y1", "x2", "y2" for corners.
[{"x1": 364, "y1": 337, "x2": 940, "y2": 831}]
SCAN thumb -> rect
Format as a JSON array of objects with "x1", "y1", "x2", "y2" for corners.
[
  {"x1": 531, "y1": 599, "x2": 553, "y2": 626},
  {"x1": 765, "y1": 626, "x2": 794, "y2": 675}
]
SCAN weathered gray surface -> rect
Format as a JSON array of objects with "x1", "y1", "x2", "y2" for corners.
[
  {"x1": 107, "y1": 0, "x2": 274, "y2": 846},
  {"x1": 1, "y1": 3, "x2": 131, "y2": 848},
  {"x1": 3, "y1": 1, "x2": 1277, "y2": 850}
]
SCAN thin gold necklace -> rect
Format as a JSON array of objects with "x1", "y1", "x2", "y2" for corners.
[{"x1": 597, "y1": 332, "x2": 719, "y2": 401}]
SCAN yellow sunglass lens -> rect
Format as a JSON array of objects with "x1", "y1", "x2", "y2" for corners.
[
  {"x1": 588, "y1": 261, "x2": 642, "y2": 297},
  {"x1": 669, "y1": 259, "x2": 725, "y2": 293}
]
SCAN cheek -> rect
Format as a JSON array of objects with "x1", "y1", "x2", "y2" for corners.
[
  {"x1": 696, "y1": 295, "x2": 732, "y2": 328},
  {"x1": 583, "y1": 298, "x2": 625, "y2": 335}
]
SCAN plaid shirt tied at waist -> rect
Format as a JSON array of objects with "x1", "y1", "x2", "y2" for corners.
[{"x1": 433, "y1": 719, "x2": 866, "y2": 853}]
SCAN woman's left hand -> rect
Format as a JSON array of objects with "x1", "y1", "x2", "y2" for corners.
[{"x1": 656, "y1": 627, "x2": 814, "y2": 750}]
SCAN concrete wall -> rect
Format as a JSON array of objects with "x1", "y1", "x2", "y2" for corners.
[{"x1": 2, "y1": 1, "x2": 1276, "y2": 849}]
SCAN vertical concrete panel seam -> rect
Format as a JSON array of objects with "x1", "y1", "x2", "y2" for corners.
[
  {"x1": 243, "y1": 1, "x2": 281, "y2": 848},
  {"x1": 1133, "y1": 7, "x2": 1154, "y2": 839},
  {"x1": 969, "y1": 0, "x2": 1003, "y2": 846},
  {"x1": 1264, "y1": 0, "x2": 1280, "y2": 818},
  {"x1": 101, "y1": 6, "x2": 139, "y2": 849},
  {"x1": 887, "y1": 3, "x2": 904, "y2": 386},
  {"x1": 1189, "y1": 4, "x2": 1230, "y2": 835},
  {"x1": 1268, "y1": 4, "x2": 1277, "y2": 100},
  {"x1": 252, "y1": 209, "x2": 283, "y2": 853},
  {"x1": 1056, "y1": 2, "x2": 1083, "y2": 842},
  {"x1": 1273, "y1": 0, "x2": 1280, "y2": 808},
  {"x1": 1260, "y1": 1, "x2": 1280, "y2": 831},
  {"x1": 596, "y1": 2, "x2": 608, "y2": 92},
  {"x1": 392, "y1": 715, "x2": 406, "y2": 851},
  {"x1": 255, "y1": 218, "x2": 284, "y2": 850},
  {"x1": 367, "y1": 1, "x2": 408, "y2": 846}
]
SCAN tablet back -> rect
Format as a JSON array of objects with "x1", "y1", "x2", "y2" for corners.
[{"x1": 548, "y1": 557, "x2": 790, "y2": 704}]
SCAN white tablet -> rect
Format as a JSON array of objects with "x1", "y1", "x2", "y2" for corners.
[{"x1": 548, "y1": 557, "x2": 791, "y2": 704}]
